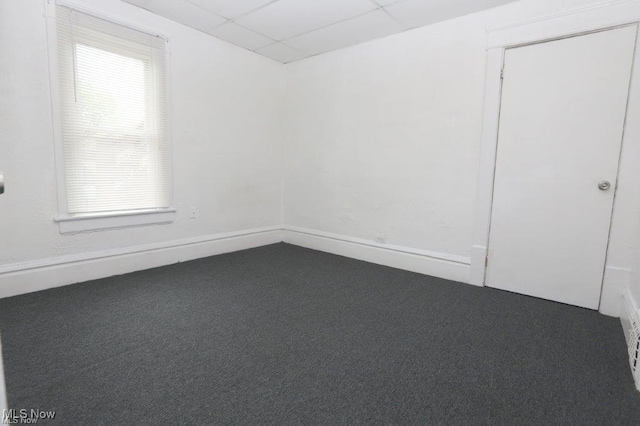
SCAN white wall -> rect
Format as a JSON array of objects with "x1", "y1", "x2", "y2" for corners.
[
  {"x1": 0, "y1": 0, "x2": 284, "y2": 294},
  {"x1": 283, "y1": 0, "x2": 640, "y2": 316}
]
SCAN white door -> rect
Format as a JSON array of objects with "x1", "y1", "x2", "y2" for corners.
[{"x1": 486, "y1": 26, "x2": 637, "y2": 309}]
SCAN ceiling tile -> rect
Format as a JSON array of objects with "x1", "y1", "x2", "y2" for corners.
[
  {"x1": 207, "y1": 22, "x2": 274, "y2": 51},
  {"x1": 144, "y1": 0, "x2": 227, "y2": 32},
  {"x1": 235, "y1": 0, "x2": 377, "y2": 41},
  {"x1": 286, "y1": 10, "x2": 402, "y2": 56},
  {"x1": 127, "y1": 0, "x2": 521, "y2": 63},
  {"x1": 256, "y1": 43, "x2": 307, "y2": 63},
  {"x1": 372, "y1": 0, "x2": 405, "y2": 6},
  {"x1": 123, "y1": 0, "x2": 154, "y2": 7},
  {"x1": 385, "y1": 0, "x2": 517, "y2": 30},
  {"x1": 186, "y1": 0, "x2": 274, "y2": 19}
]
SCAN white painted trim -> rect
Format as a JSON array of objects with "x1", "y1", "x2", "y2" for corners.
[
  {"x1": 0, "y1": 226, "x2": 282, "y2": 299},
  {"x1": 282, "y1": 226, "x2": 472, "y2": 284},
  {"x1": 471, "y1": 47, "x2": 504, "y2": 287},
  {"x1": 621, "y1": 287, "x2": 640, "y2": 390},
  {"x1": 469, "y1": 245, "x2": 488, "y2": 287},
  {"x1": 284, "y1": 226, "x2": 471, "y2": 264},
  {"x1": 0, "y1": 224, "x2": 476, "y2": 300},
  {"x1": 55, "y1": 208, "x2": 177, "y2": 233},
  {"x1": 0, "y1": 226, "x2": 280, "y2": 275},
  {"x1": 44, "y1": 0, "x2": 70, "y2": 224},
  {"x1": 164, "y1": 11, "x2": 175, "y2": 217}
]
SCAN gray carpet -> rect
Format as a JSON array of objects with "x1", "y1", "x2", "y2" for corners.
[{"x1": 0, "y1": 243, "x2": 639, "y2": 425}]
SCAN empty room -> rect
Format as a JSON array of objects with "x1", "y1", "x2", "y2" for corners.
[{"x1": 3, "y1": 0, "x2": 640, "y2": 423}]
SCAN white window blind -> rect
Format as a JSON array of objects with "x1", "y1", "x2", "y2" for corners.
[{"x1": 56, "y1": 5, "x2": 169, "y2": 215}]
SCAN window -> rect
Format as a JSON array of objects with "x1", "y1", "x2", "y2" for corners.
[{"x1": 54, "y1": 5, "x2": 173, "y2": 232}]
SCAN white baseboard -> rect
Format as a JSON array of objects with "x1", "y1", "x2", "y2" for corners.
[
  {"x1": 282, "y1": 226, "x2": 472, "y2": 284},
  {"x1": 621, "y1": 287, "x2": 640, "y2": 391},
  {"x1": 0, "y1": 224, "x2": 473, "y2": 299},
  {"x1": 0, "y1": 226, "x2": 282, "y2": 299},
  {"x1": 2, "y1": 223, "x2": 629, "y2": 321}
]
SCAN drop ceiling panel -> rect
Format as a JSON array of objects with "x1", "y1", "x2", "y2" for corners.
[
  {"x1": 123, "y1": 0, "x2": 153, "y2": 6},
  {"x1": 122, "y1": 0, "x2": 521, "y2": 63},
  {"x1": 143, "y1": 0, "x2": 226, "y2": 32},
  {"x1": 186, "y1": 0, "x2": 274, "y2": 19},
  {"x1": 256, "y1": 42, "x2": 306, "y2": 63},
  {"x1": 372, "y1": 0, "x2": 405, "y2": 6},
  {"x1": 234, "y1": 0, "x2": 377, "y2": 41},
  {"x1": 286, "y1": 10, "x2": 402, "y2": 57},
  {"x1": 385, "y1": 0, "x2": 518, "y2": 30},
  {"x1": 207, "y1": 22, "x2": 274, "y2": 51}
]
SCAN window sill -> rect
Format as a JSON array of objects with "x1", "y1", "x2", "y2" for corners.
[{"x1": 55, "y1": 208, "x2": 176, "y2": 234}]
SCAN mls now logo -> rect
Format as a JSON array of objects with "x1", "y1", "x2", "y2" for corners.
[{"x1": 2, "y1": 409, "x2": 56, "y2": 424}]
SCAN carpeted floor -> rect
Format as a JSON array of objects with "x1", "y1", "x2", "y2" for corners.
[{"x1": 0, "y1": 243, "x2": 639, "y2": 425}]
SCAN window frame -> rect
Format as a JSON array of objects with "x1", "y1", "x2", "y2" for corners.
[{"x1": 46, "y1": 0, "x2": 175, "y2": 234}]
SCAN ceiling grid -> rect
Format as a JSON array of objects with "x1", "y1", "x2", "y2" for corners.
[{"x1": 123, "y1": 0, "x2": 519, "y2": 62}]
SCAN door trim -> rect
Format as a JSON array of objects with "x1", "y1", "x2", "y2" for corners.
[{"x1": 471, "y1": 0, "x2": 640, "y2": 315}]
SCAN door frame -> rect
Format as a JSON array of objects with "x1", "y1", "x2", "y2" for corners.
[{"x1": 470, "y1": 0, "x2": 640, "y2": 315}]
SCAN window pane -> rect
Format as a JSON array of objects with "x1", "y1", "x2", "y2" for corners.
[{"x1": 76, "y1": 44, "x2": 145, "y2": 132}]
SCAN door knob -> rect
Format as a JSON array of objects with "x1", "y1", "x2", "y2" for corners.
[
  {"x1": 598, "y1": 181, "x2": 611, "y2": 191},
  {"x1": 0, "y1": 172, "x2": 3, "y2": 195}
]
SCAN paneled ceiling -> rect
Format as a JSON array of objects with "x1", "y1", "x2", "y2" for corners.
[{"x1": 123, "y1": 0, "x2": 520, "y2": 63}]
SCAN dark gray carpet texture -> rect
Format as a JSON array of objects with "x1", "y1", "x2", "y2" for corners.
[{"x1": 0, "y1": 243, "x2": 639, "y2": 425}]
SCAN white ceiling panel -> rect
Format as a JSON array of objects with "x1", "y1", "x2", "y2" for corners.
[
  {"x1": 235, "y1": 0, "x2": 377, "y2": 41},
  {"x1": 207, "y1": 22, "x2": 274, "y2": 50},
  {"x1": 143, "y1": 0, "x2": 226, "y2": 32},
  {"x1": 286, "y1": 10, "x2": 402, "y2": 57},
  {"x1": 123, "y1": 0, "x2": 521, "y2": 63},
  {"x1": 385, "y1": 0, "x2": 518, "y2": 30},
  {"x1": 123, "y1": 0, "x2": 154, "y2": 7},
  {"x1": 371, "y1": 0, "x2": 406, "y2": 6},
  {"x1": 256, "y1": 42, "x2": 307, "y2": 63},
  {"x1": 186, "y1": 0, "x2": 274, "y2": 19}
]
